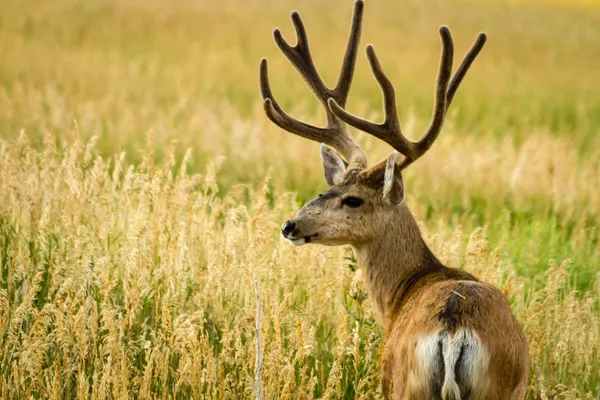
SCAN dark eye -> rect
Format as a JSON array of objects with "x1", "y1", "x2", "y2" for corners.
[{"x1": 342, "y1": 196, "x2": 364, "y2": 208}]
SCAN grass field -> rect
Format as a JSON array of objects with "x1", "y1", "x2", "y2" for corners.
[{"x1": 1, "y1": 0, "x2": 599, "y2": 398}]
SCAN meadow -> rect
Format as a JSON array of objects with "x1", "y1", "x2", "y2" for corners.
[{"x1": 0, "y1": 0, "x2": 599, "y2": 398}]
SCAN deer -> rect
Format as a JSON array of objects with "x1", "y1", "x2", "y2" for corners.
[{"x1": 259, "y1": 1, "x2": 529, "y2": 399}]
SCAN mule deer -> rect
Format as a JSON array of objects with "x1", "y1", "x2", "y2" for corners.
[{"x1": 259, "y1": 1, "x2": 529, "y2": 398}]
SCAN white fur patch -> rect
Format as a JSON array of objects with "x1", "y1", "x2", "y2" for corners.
[
  {"x1": 411, "y1": 331, "x2": 443, "y2": 393},
  {"x1": 413, "y1": 329, "x2": 489, "y2": 398},
  {"x1": 288, "y1": 238, "x2": 306, "y2": 246},
  {"x1": 454, "y1": 330, "x2": 489, "y2": 395},
  {"x1": 441, "y1": 332, "x2": 463, "y2": 399},
  {"x1": 382, "y1": 151, "x2": 398, "y2": 200}
]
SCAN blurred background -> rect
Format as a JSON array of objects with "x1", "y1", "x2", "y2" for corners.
[
  {"x1": 2, "y1": 0, "x2": 599, "y2": 286},
  {"x1": 1, "y1": 0, "x2": 600, "y2": 397}
]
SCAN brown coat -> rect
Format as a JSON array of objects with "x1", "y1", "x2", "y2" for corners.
[{"x1": 352, "y1": 206, "x2": 529, "y2": 399}]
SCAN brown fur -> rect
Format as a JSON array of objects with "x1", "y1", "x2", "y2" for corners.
[{"x1": 286, "y1": 174, "x2": 529, "y2": 399}]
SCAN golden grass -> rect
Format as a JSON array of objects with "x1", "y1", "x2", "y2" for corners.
[
  {"x1": 0, "y1": 134, "x2": 598, "y2": 398},
  {"x1": 1, "y1": 0, "x2": 599, "y2": 398}
]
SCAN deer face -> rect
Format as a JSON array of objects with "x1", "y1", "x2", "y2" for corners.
[{"x1": 281, "y1": 146, "x2": 405, "y2": 247}]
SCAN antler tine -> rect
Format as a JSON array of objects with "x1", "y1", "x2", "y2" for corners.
[
  {"x1": 259, "y1": 0, "x2": 367, "y2": 170},
  {"x1": 329, "y1": 44, "x2": 413, "y2": 156},
  {"x1": 446, "y1": 32, "x2": 487, "y2": 106},
  {"x1": 330, "y1": 26, "x2": 486, "y2": 171},
  {"x1": 272, "y1": 13, "x2": 328, "y2": 101},
  {"x1": 404, "y1": 26, "x2": 454, "y2": 167},
  {"x1": 335, "y1": 0, "x2": 364, "y2": 106},
  {"x1": 261, "y1": 66, "x2": 354, "y2": 155}
]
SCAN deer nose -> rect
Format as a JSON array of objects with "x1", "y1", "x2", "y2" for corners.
[{"x1": 281, "y1": 221, "x2": 296, "y2": 237}]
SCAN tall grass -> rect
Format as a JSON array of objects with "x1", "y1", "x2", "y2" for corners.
[
  {"x1": 0, "y1": 0, "x2": 599, "y2": 398},
  {"x1": 0, "y1": 133, "x2": 598, "y2": 398}
]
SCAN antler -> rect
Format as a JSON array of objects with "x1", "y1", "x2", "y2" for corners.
[
  {"x1": 329, "y1": 27, "x2": 487, "y2": 171},
  {"x1": 260, "y1": 0, "x2": 367, "y2": 170}
]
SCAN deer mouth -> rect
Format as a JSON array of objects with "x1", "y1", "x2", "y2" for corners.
[{"x1": 288, "y1": 233, "x2": 318, "y2": 246}]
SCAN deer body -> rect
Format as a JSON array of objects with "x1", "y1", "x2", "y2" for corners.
[
  {"x1": 260, "y1": 1, "x2": 529, "y2": 398},
  {"x1": 355, "y1": 205, "x2": 528, "y2": 399}
]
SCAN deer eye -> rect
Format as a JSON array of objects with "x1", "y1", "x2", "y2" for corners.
[{"x1": 341, "y1": 196, "x2": 364, "y2": 208}]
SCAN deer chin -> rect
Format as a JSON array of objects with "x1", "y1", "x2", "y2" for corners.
[
  {"x1": 287, "y1": 234, "x2": 318, "y2": 246},
  {"x1": 289, "y1": 238, "x2": 307, "y2": 246}
]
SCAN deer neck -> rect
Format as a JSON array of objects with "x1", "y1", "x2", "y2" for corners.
[{"x1": 352, "y1": 205, "x2": 444, "y2": 324}]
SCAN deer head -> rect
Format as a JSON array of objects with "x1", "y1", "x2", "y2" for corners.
[{"x1": 260, "y1": 0, "x2": 486, "y2": 248}]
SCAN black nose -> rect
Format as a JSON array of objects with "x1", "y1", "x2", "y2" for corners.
[{"x1": 281, "y1": 221, "x2": 296, "y2": 236}]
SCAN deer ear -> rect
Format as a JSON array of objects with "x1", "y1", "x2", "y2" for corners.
[
  {"x1": 383, "y1": 152, "x2": 405, "y2": 205},
  {"x1": 320, "y1": 144, "x2": 347, "y2": 186}
]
